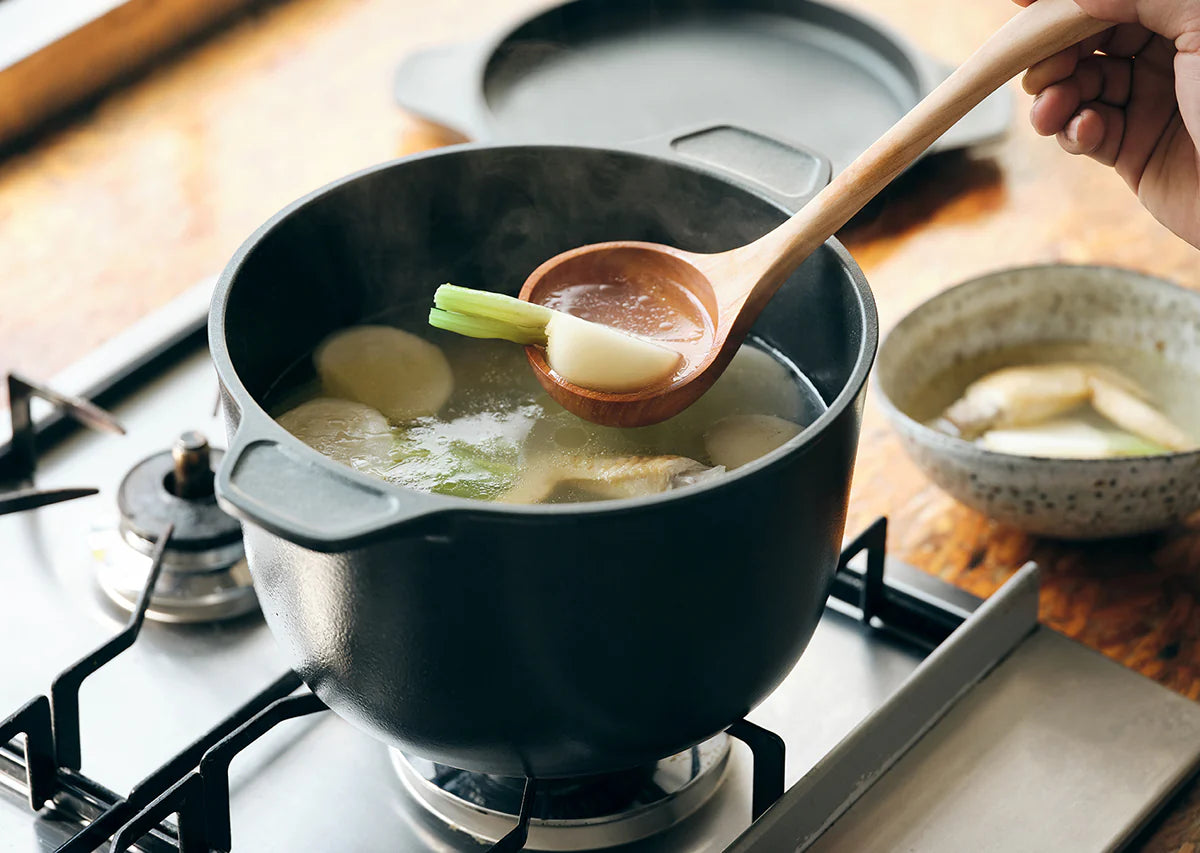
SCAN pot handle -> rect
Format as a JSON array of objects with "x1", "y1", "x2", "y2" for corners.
[
  {"x1": 393, "y1": 40, "x2": 490, "y2": 140},
  {"x1": 621, "y1": 124, "x2": 831, "y2": 213},
  {"x1": 214, "y1": 414, "x2": 451, "y2": 552}
]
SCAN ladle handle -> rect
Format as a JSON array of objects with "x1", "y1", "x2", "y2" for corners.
[{"x1": 732, "y1": 0, "x2": 1109, "y2": 300}]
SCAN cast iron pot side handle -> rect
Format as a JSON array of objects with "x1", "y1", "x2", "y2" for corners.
[
  {"x1": 621, "y1": 124, "x2": 832, "y2": 213},
  {"x1": 393, "y1": 40, "x2": 491, "y2": 141},
  {"x1": 214, "y1": 415, "x2": 451, "y2": 552}
]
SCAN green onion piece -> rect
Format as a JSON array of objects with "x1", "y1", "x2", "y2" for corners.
[
  {"x1": 433, "y1": 284, "x2": 553, "y2": 328},
  {"x1": 1108, "y1": 434, "x2": 1170, "y2": 457},
  {"x1": 428, "y1": 308, "x2": 547, "y2": 346}
]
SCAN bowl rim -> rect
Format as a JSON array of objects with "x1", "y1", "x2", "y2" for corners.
[{"x1": 874, "y1": 262, "x2": 1200, "y2": 468}]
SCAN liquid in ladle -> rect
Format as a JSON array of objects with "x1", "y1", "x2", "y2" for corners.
[{"x1": 538, "y1": 278, "x2": 714, "y2": 383}]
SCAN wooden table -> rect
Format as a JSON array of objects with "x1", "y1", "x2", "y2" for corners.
[{"x1": 2, "y1": 0, "x2": 1198, "y2": 847}]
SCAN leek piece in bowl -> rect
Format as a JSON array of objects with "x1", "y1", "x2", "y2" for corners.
[{"x1": 875, "y1": 264, "x2": 1200, "y2": 539}]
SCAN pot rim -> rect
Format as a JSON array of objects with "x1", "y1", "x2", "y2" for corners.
[
  {"x1": 210, "y1": 139, "x2": 878, "y2": 526},
  {"x1": 874, "y1": 261, "x2": 1200, "y2": 468}
]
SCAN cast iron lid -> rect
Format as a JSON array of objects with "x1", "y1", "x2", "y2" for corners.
[{"x1": 394, "y1": 0, "x2": 1010, "y2": 173}]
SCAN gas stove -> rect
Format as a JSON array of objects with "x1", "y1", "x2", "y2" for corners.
[{"x1": 4, "y1": 280, "x2": 1200, "y2": 852}]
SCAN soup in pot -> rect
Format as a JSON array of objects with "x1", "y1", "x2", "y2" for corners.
[{"x1": 269, "y1": 325, "x2": 824, "y2": 504}]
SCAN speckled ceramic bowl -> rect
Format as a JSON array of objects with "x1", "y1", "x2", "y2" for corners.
[{"x1": 877, "y1": 265, "x2": 1200, "y2": 539}]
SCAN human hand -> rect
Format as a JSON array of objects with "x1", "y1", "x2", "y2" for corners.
[{"x1": 1016, "y1": 0, "x2": 1200, "y2": 247}]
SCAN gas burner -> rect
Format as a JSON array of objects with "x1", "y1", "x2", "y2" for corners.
[
  {"x1": 92, "y1": 430, "x2": 257, "y2": 623},
  {"x1": 392, "y1": 735, "x2": 730, "y2": 850}
]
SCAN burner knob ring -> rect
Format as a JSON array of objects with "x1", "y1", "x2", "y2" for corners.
[{"x1": 118, "y1": 433, "x2": 241, "y2": 555}]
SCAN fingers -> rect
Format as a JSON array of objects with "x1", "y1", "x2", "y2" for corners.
[
  {"x1": 1056, "y1": 104, "x2": 1126, "y2": 165},
  {"x1": 1024, "y1": 47, "x2": 1080, "y2": 95},
  {"x1": 1101, "y1": 23, "x2": 1157, "y2": 58},
  {"x1": 1031, "y1": 81, "x2": 1081, "y2": 135},
  {"x1": 1022, "y1": 34, "x2": 1112, "y2": 95},
  {"x1": 1012, "y1": 0, "x2": 1178, "y2": 189},
  {"x1": 1023, "y1": 23, "x2": 1150, "y2": 96},
  {"x1": 1028, "y1": 55, "x2": 1132, "y2": 134},
  {"x1": 1031, "y1": 71, "x2": 1129, "y2": 168}
]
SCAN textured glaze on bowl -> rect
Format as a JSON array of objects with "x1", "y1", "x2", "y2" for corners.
[{"x1": 877, "y1": 265, "x2": 1200, "y2": 539}]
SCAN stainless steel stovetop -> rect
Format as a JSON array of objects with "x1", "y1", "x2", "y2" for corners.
[{"x1": 3, "y1": 281, "x2": 1200, "y2": 853}]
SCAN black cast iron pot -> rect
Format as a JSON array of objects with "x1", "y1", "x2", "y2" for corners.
[{"x1": 210, "y1": 125, "x2": 877, "y2": 779}]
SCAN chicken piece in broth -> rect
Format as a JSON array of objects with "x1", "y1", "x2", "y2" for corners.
[{"x1": 935, "y1": 360, "x2": 1196, "y2": 457}]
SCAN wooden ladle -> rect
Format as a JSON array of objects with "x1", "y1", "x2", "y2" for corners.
[{"x1": 519, "y1": 0, "x2": 1108, "y2": 428}]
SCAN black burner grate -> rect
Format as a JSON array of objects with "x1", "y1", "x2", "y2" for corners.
[
  {"x1": 0, "y1": 373, "x2": 125, "y2": 515},
  {"x1": 832, "y1": 517, "x2": 967, "y2": 648},
  {"x1": 0, "y1": 522, "x2": 302, "y2": 852}
]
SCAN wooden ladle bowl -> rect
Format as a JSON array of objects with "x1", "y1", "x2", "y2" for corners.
[
  {"x1": 519, "y1": 0, "x2": 1108, "y2": 428},
  {"x1": 520, "y1": 242, "x2": 725, "y2": 427}
]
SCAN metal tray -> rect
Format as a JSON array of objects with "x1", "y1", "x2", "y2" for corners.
[
  {"x1": 394, "y1": 0, "x2": 1011, "y2": 173},
  {"x1": 730, "y1": 568, "x2": 1200, "y2": 853}
]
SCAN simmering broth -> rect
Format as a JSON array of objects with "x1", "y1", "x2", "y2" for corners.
[{"x1": 270, "y1": 330, "x2": 824, "y2": 504}]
